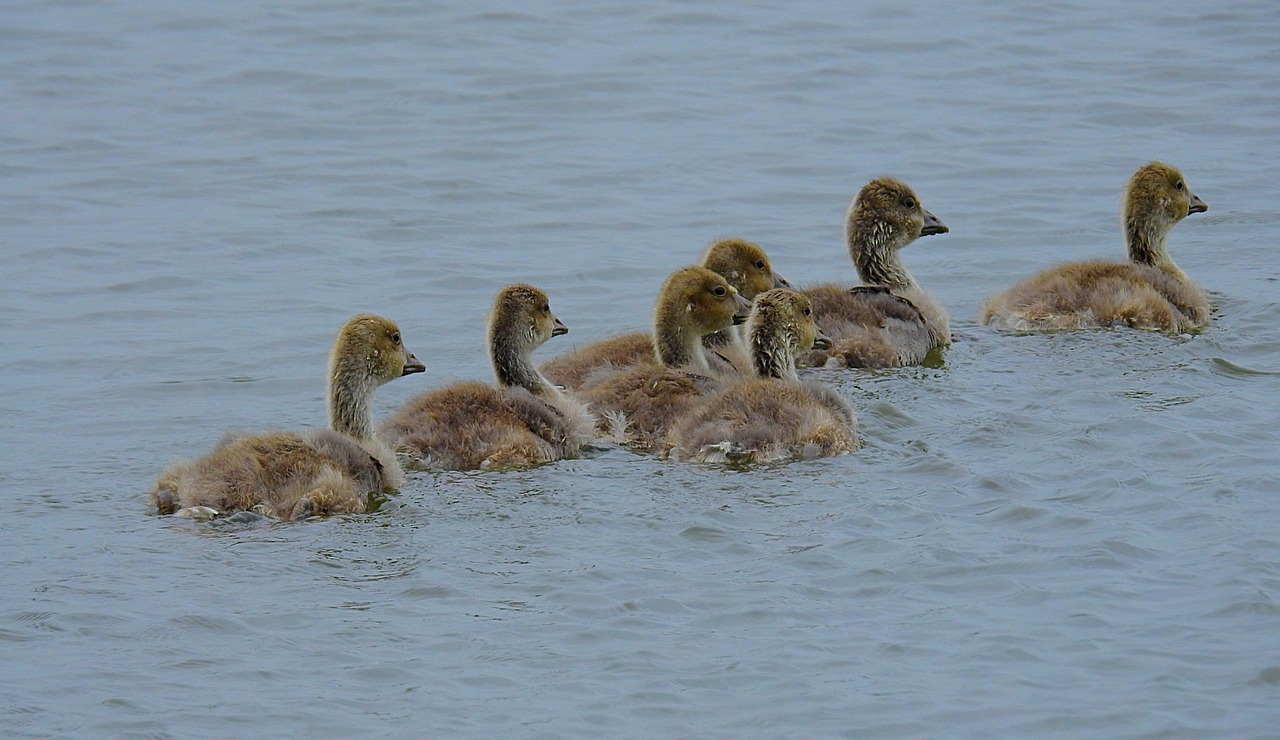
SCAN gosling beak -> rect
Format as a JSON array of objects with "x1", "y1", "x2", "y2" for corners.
[
  {"x1": 552, "y1": 315, "x2": 569, "y2": 337},
  {"x1": 731, "y1": 292, "x2": 752, "y2": 325},
  {"x1": 920, "y1": 208, "x2": 949, "y2": 237},
  {"x1": 1188, "y1": 192, "x2": 1208, "y2": 214},
  {"x1": 772, "y1": 272, "x2": 793, "y2": 289},
  {"x1": 402, "y1": 350, "x2": 427, "y2": 376},
  {"x1": 812, "y1": 331, "x2": 833, "y2": 351}
]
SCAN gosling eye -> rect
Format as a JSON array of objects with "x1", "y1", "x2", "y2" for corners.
[
  {"x1": 391, "y1": 332, "x2": 401, "y2": 345},
  {"x1": 754, "y1": 259, "x2": 766, "y2": 270},
  {"x1": 542, "y1": 303, "x2": 550, "y2": 313},
  {"x1": 803, "y1": 307, "x2": 811, "y2": 316},
  {"x1": 902, "y1": 196, "x2": 917, "y2": 209},
  {"x1": 712, "y1": 285, "x2": 727, "y2": 297},
  {"x1": 1174, "y1": 180, "x2": 1185, "y2": 191}
]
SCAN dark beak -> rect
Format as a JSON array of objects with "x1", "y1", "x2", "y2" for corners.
[
  {"x1": 1188, "y1": 192, "x2": 1208, "y2": 214},
  {"x1": 732, "y1": 292, "x2": 752, "y2": 325},
  {"x1": 812, "y1": 331, "x2": 833, "y2": 351},
  {"x1": 402, "y1": 350, "x2": 427, "y2": 376},
  {"x1": 552, "y1": 315, "x2": 569, "y2": 337},
  {"x1": 920, "y1": 208, "x2": 949, "y2": 237},
  {"x1": 772, "y1": 272, "x2": 793, "y2": 289}
]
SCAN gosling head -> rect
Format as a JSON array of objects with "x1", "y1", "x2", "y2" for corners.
[
  {"x1": 1122, "y1": 162, "x2": 1207, "y2": 266},
  {"x1": 748, "y1": 288, "x2": 830, "y2": 379},
  {"x1": 848, "y1": 177, "x2": 948, "y2": 251},
  {"x1": 701, "y1": 238, "x2": 792, "y2": 299},
  {"x1": 1125, "y1": 162, "x2": 1207, "y2": 223},
  {"x1": 653, "y1": 266, "x2": 751, "y2": 370},
  {"x1": 489, "y1": 283, "x2": 568, "y2": 356},
  {"x1": 845, "y1": 177, "x2": 947, "y2": 289},
  {"x1": 660, "y1": 265, "x2": 752, "y2": 335},
  {"x1": 331, "y1": 314, "x2": 425, "y2": 387}
]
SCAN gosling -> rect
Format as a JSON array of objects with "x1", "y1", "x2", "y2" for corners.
[
  {"x1": 666, "y1": 288, "x2": 858, "y2": 464},
  {"x1": 980, "y1": 161, "x2": 1209, "y2": 332},
  {"x1": 541, "y1": 237, "x2": 787, "y2": 389},
  {"x1": 150, "y1": 314, "x2": 425, "y2": 521},
  {"x1": 579, "y1": 266, "x2": 751, "y2": 452},
  {"x1": 379, "y1": 284, "x2": 597, "y2": 470},
  {"x1": 800, "y1": 177, "x2": 950, "y2": 368}
]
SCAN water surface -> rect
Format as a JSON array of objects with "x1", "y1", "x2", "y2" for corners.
[{"x1": 3, "y1": 0, "x2": 1280, "y2": 736}]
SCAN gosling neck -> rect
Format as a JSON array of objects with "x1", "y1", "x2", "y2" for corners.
[
  {"x1": 1125, "y1": 211, "x2": 1185, "y2": 280},
  {"x1": 654, "y1": 303, "x2": 712, "y2": 374},
  {"x1": 749, "y1": 321, "x2": 799, "y2": 382},
  {"x1": 847, "y1": 213, "x2": 917, "y2": 289},
  {"x1": 491, "y1": 328, "x2": 558, "y2": 397},
  {"x1": 328, "y1": 358, "x2": 377, "y2": 443}
]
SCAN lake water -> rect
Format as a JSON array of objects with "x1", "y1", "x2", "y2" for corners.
[{"x1": 3, "y1": 0, "x2": 1280, "y2": 736}]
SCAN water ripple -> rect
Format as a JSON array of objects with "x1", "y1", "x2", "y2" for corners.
[{"x1": 3, "y1": 0, "x2": 1279, "y2": 736}]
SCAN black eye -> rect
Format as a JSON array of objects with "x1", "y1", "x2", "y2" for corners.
[
  {"x1": 902, "y1": 196, "x2": 917, "y2": 209},
  {"x1": 754, "y1": 259, "x2": 766, "y2": 270},
  {"x1": 391, "y1": 332, "x2": 401, "y2": 345},
  {"x1": 712, "y1": 285, "x2": 727, "y2": 297},
  {"x1": 1174, "y1": 180, "x2": 1184, "y2": 191},
  {"x1": 803, "y1": 307, "x2": 811, "y2": 316},
  {"x1": 542, "y1": 303, "x2": 550, "y2": 313}
]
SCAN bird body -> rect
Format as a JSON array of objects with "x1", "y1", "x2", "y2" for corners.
[
  {"x1": 799, "y1": 177, "x2": 950, "y2": 368},
  {"x1": 380, "y1": 284, "x2": 596, "y2": 470},
  {"x1": 980, "y1": 162, "x2": 1209, "y2": 332},
  {"x1": 667, "y1": 289, "x2": 858, "y2": 464},
  {"x1": 151, "y1": 314, "x2": 424, "y2": 520},
  {"x1": 580, "y1": 266, "x2": 751, "y2": 451}
]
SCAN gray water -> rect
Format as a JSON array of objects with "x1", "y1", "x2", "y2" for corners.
[{"x1": 3, "y1": 0, "x2": 1280, "y2": 736}]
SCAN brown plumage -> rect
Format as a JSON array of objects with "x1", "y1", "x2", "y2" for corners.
[
  {"x1": 799, "y1": 177, "x2": 951, "y2": 368},
  {"x1": 580, "y1": 266, "x2": 751, "y2": 451},
  {"x1": 537, "y1": 332, "x2": 655, "y2": 392},
  {"x1": 151, "y1": 314, "x2": 425, "y2": 521},
  {"x1": 379, "y1": 284, "x2": 597, "y2": 470},
  {"x1": 666, "y1": 289, "x2": 858, "y2": 463},
  {"x1": 980, "y1": 162, "x2": 1210, "y2": 332},
  {"x1": 540, "y1": 238, "x2": 787, "y2": 389}
]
